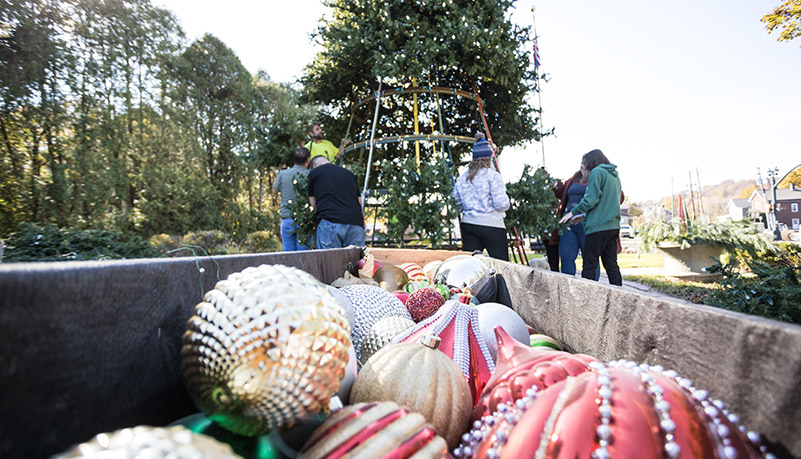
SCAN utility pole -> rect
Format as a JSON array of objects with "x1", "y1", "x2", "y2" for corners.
[
  {"x1": 688, "y1": 171, "x2": 697, "y2": 222},
  {"x1": 767, "y1": 168, "x2": 781, "y2": 241},
  {"x1": 696, "y1": 168, "x2": 705, "y2": 219},
  {"x1": 671, "y1": 177, "x2": 675, "y2": 219}
]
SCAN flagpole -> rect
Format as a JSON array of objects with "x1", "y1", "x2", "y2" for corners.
[{"x1": 532, "y1": 7, "x2": 545, "y2": 168}]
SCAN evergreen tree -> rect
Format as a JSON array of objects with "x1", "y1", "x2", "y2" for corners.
[{"x1": 303, "y1": 0, "x2": 543, "y2": 181}]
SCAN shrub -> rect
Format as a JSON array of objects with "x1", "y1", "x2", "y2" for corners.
[
  {"x1": 706, "y1": 260, "x2": 801, "y2": 325},
  {"x1": 244, "y1": 231, "x2": 280, "y2": 253},
  {"x1": 182, "y1": 230, "x2": 243, "y2": 255},
  {"x1": 2, "y1": 223, "x2": 162, "y2": 262},
  {"x1": 149, "y1": 234, "x2": 185, "y2": 257}
]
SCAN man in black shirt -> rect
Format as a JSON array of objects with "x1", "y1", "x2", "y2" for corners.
[{"x1": 307, "y1": 156, "x2": 365, "y2": 248}]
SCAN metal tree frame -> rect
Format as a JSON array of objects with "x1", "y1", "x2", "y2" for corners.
[{"x1": 338, "y1": 82, "x2": 527, "y2": 262}]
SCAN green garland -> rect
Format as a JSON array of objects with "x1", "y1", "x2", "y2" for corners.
[{"x1": 638, "y1": 219, "x2": 778, "y2": 260}]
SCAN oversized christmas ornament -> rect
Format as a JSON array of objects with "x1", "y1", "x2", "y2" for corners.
[
  {"x1": 173, "y1": 411, "x2": 316, "y2": 459},
  {"x1": 55, "y1": 425, "x2": 241, "y2": 458},
  {"x1": 476, "y1": 302, "x2": 529, "y2": 362},
  {"x1": 529, "y1": 333, "x2": 561, "y2": 350},
  {"x1": 340, "y1": 284, "x2": 413, "y2": 363},
  {"x1": 351, "y1": 337, "x2": 473, "y2": 449},
  {"x1": 434, "y1": 255, "x2": 491, "y2": 291},
  {"x1": 373, "y1": 265, "x2": 410, "y2": 292},
  {"x1": 406, "y1": 287, "x2": 447, "y2": 322},
  {"x1": 473, "y1": 327, "x2": 597, "y2": 421},
  {"x1": 393, "y1": 299, "x2": 495, "y2": 404},
  {"x1": 423, "y1": 260, "x2": 443, "y2": 282},
  {"x1": 327, "y1": 285, "x2": 355, "y2": 329},
  {"x1": 359, "y1": 315, "x2": 416, "y2": 365},
  {"x1": 405, "y1": 278, "x2": 433, "y2": 293},
  {"x1": 299, "y1": 401, "x2": 448, "y2": 459},
  {"x1": 337, "y1": 345, "x2": 358, "y2": 405},
  {"x1": 182, "y1": 264, "x2": 351, "y2": 436},
  {"x1": 355, "y1": 255, "x2": 381, "y2": 277},
  {"x1": 392, "y1": 290, "x2": 410, "y2": 304},
  {"x1": 399, "y1": 262, "x2": 428, "y2": 281},
  {"x1": 458, "y1": 359, "x2": 772, "y2": 459}
]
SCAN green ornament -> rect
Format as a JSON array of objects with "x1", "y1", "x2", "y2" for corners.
[
  {"x1": 174, "y1": 412, "x2": 327, "y2": 459},
  {"x1": 529, "y1": 334, "x2": 561, "y2": 351}
]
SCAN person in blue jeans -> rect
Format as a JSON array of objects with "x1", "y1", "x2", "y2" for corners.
[
  {"x1": 557, "y1": 169, "x2": 600, "y2": 279},
  {"x1": 273, "y1": 147, "x2": 310, "y2": 251},
  {"x1": 307, "y1": 156, "x2": 365, "y2": 249}
]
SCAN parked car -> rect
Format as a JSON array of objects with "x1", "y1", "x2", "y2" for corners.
[{"x1": 620, "y1": 224, "x2": 634, "y2": 238}]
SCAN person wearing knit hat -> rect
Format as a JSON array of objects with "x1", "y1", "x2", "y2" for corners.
[{"x1": 451, "y1": 132, "x2": 511, "y2": 260}]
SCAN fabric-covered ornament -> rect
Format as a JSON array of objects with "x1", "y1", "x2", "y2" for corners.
[
  {"x1": 475, "y1": 303, "x2": 529, "y2": 362},
  {"x1": 182, "y1": 265, "x2": 351, "y2": 436},
  {"x1": 457, "y1": 359, "x2": 772, "y2": 459},
  {"x1": 55, "y1": 425, "x2": 241, "y2": 458},
  {"x1": 399, "y1": 262, "x2": 428, "y2": 281},
  {"x1": 473, "y1": 327, "x2": 597, "y2": 421},
  {"x1": 359, "y1": 315, "x2": 416, "y2": 365},
  {"x1": 406, "y1": 287, "x2": 447, "y2": 323},
  {"x1": 299, "y1": 401, "x2": 448, "y2": 459},
  {"x1": 351, "y1": 337, "x2": 473, "y2": 449},
  {"x1": 340, "y1": 284, "x2": 413, "y2": 363},
  {"x1": 393, "y1": 299, "x2": 495, "y2": 404}
]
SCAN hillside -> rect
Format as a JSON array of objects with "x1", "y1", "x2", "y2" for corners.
[{"x1": 631, "y1": 178, "x2": 761, "y2": 220}]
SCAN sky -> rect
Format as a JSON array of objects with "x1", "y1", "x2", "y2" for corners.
[{"x1": 156, "y1": 0, "x2": 801, "y2": 203}]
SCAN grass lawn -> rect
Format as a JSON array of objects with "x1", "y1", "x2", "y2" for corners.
[
  {"x1": 622, "y1": 275, "x2": 720, "y2": 304},
  {"x1": 525, "y1": 252, "x2": 664, "y2": 270}
]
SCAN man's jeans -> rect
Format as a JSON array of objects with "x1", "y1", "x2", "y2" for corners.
[
  {"x1": 280, "y1": 218, "x2": 309, "y2": 252},
  {"x1": 316, "y1": 219, "x2": 365, "y2": 249}
]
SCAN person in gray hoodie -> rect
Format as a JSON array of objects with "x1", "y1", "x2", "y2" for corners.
[
  {"x1": 559, "y1": 149, "x2": 623, "y2": 285},
  {"x1": 452, "y1": 133, "x2": 511, "y2": 260}
]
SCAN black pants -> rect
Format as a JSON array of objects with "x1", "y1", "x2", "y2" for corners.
[
  {"x1": 460, "y1": 222, "x2": 509, "y2": 261},
  {"x1": 582, "y1": 228, "x2": 622, "y2": 286}
]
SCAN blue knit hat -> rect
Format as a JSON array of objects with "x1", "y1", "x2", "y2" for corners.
[{"x1": 473, "y1": 138, "x2": 493, "y2": 159}]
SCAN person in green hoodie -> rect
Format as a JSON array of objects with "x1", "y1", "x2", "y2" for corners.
[{"x1": 558, "y1": 149, "x2": 623, "y2": 285}]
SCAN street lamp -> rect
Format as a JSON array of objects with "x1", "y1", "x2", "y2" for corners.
[{"x1": 767, "y1": 167, "x2": 781, "y2": 241}]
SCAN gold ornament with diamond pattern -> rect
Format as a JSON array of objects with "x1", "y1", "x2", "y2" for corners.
[{"x1": 181, "y1": 264, "x2": 351, "y2": 437}]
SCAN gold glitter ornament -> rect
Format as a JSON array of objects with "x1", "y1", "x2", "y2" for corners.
[
  {"x1": 55, "y1": 425, "x2": 241, "y2": 458},
  {"x1": 182, "y1": 264, "x2": 352, "y2": 437}
]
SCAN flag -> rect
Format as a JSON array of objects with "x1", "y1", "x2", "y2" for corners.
[
  {"x1": 532, "y1": 35, "x2": 541, "y2": 68},
  {"x1": 677, "y1": 194, "x2": 685, "y2": 221}
]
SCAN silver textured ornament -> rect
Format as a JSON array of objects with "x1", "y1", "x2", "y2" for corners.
[
  {"x1": 181, "y1": 264, "x2": 351, "y2": 436},
  {"x1": 359, "y1": 315, "x2": 416, "y2": 365},
  {"x1": 340, "y1": 285, "x2": 413, "y2": 362},
  {"x1": 476, "y1": 302, "x2": 530, "y2": 362},
  {"x1": 434, "y1": 255, "x2": 491, "y2": 291},
  {"x1": 55, "y1": 425, "x2": 241, "y2": 458}
]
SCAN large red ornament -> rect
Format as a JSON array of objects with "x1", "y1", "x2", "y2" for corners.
[
  {"x1": 300, "y1": 401, "x2": 448, "y2": 459},
  {"x1": 393, "y1": 299, "x2": 495, "y2": 405},
  {"x1": 405, "y1": 287, "x2": 446, "y2": 323},
  {"x1": 457, "y1": 360, "x2": 771, "y2": 459},
  {"x1": 473, "y1": 327, "x2": 597, "y2": 421}
]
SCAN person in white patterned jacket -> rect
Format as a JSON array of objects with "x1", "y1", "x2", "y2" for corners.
[{"x1": 452, "y1": 133, "x2": 511, "y2": 260}]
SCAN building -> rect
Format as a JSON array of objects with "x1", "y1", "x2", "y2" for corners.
[
  {"x1": 727, "y1": 198, "x2": 751, "y2": 221},
  {"x1": 749, "y1": 185, "x2": 801, "y2": 230}
]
